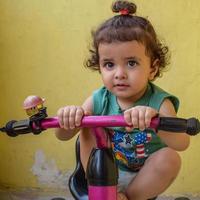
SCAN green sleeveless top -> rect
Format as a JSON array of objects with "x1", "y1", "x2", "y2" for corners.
[{"x1": 92, "y1": 82, "x2": 179, "y2": 171}]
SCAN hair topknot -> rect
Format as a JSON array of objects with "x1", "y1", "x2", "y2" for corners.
[{"x1": 112, "y1": 0, "x2": 137, "y2": 15}]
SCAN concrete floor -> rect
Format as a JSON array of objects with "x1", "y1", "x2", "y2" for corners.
[{"x1": 0, "y1": 187, "x2": 199, "y2": 200}]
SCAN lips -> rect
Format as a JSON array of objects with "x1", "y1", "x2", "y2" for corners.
[
  {"x1": 114, "y1": 83, "x2": 129, "y2": 87},
  {"x1": 114, "y1": 84, "x2": 130, "y2": 90}
]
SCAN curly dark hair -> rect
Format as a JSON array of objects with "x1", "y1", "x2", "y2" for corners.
[{"x1": 85, "y1": 0, "x2": 170, "y2": 79}]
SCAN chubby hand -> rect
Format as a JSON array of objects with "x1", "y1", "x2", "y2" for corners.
[
  {"x1": 124, "y1": 106, "x2": 158, "y2": 131},
  {"x1": 57, "y1": 106, "x2": 90, "y2": 130}
]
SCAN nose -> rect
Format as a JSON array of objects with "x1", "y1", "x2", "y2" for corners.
[{"x1": 115, "y1": 66, "x2": 127, "y2": 79}]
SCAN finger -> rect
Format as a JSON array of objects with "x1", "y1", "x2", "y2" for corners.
[
  {"x1": 57, "y1": 108, "x2": 64, "y2": 128},
  {"x1": 68, "y1": 106, "x2": 77, "y2": 129},
  {"x1": 124, "y1": 110, "x2": 133, "y2": 132},
  {"x1": 124, "y1": 110, "x2": 132, "y2": 126},
  {"x1": 131, "y1": 109, "x2": 139, "y2": 129},
  {"x1": 145, "y1": 110, "x2": 151, "y2": 128},
  {"x1": 75, "y1": 107, "x2": 84, "y2": 127},
  {"x1": 63, "y1": 107, "x2": 70, "y2": 130},
  {"x1": 84, "y1": 110, "x2": 92, "y2": 116},
  {"x1": 125, "y1": 126, "x2": 133, "y2": 132},
  {"x1": 138, "y1": 108, "x2": 145, "y2": 131},
  {"x1": 145, "y1": 108, "x2": 158, "y2": 128}
]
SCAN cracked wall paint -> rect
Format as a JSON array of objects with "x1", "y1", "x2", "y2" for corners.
[{"x1": 31, "y1": 150, "x2": 72, "y2": 189}]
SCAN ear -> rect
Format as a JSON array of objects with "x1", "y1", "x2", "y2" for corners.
[{"x1": 149, "y1": 59, "x2": 159, "y2": 81}]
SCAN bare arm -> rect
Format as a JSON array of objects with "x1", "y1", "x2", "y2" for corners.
[
  {"x1": 79, "y1": 96, "x2": 97, "y2": 171},
  {"x1": 55, "y1": 96, "x2": 95, "y2": 171},
  {"x1": 158, "y1": 99, "x2": 190, "y2": 151},
  {"x1": 55, "y1": 126, "x2": 79, "y2": 141},
  {"x1": 124, "y1": 98, "x2": 190, "y2": 152}
]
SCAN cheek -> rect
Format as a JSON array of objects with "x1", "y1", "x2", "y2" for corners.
[
  {"x1": 129, "y1": 70, "x2": 149, "y2": 84},
  {"x1": 100, "y1": 70, "x2": 107, "y2": 80},
  {"x1": 101, "y1": 73, "x2": 110, "y2": 82},
  {"x1": 101, "y1": 72, "x2": 113, "y2": 86},
  {"x1": 100, "y1": 68, "x2": 110, "y2": 77},
  {"x1": 138, "y1": 67, "x2": 151, "y2": 78},
  {"x1": 130, "y1": 69, "x2": 144, "y2": 78}
]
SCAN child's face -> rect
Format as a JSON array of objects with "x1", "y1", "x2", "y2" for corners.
[{"x1": 98, "y1": 40, "x2": 158, "y2": 104}]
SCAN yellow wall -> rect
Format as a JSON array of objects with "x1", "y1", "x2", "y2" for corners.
[{"x1": 0, "y1": 0, "x2": 200, "y2": 195}]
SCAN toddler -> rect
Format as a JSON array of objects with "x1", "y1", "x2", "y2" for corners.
[{"x1": 55, "y1": 1, "x2": 190, "y2": 199}]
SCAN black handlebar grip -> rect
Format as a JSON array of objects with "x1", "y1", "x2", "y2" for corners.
[
  {"x1": 4, "y1": 119, "x2": 33, "y2": 137},
  {"x1": 158, "y1": 117, "x2": 187, "y2": 133},
  {"x1": 158, "y1": 117, "x2": 200, "y2": 136},
  {"x1": 186, "y1": 118, "x2": 200, "y2": 135}
]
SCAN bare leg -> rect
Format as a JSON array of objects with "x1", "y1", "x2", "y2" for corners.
[
  {"x1": 80, "y1": 128, "x2": 96, "y2": 171},
  {"x1": 125, "y1": 147, "x2": 181, "y2": 200},
  {"x1": 117, "y1": 192, "x2": 128, "y2": 200}
]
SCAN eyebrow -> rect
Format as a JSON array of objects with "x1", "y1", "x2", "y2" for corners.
[
  {"x1": 100, "y1": 58, "x2": 114, "y2": 62},
  {"x1": 125, "y1": 56, "x2": 142, "y2": 61},
  {"x1": 100, "y1": 56, "x2": 142, "y2": 62}
]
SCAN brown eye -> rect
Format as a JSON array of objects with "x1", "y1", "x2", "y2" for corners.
[
  {"x1": 104, "y1": 62, "x2": 115, "y2": 69},
  {"x1": 128, "y1": 60, "x2": 138, "y2": 68}
]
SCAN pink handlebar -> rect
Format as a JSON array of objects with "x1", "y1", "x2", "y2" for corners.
[{"x1": 39, "y1": 115, "x2": 160, "y2": 130}]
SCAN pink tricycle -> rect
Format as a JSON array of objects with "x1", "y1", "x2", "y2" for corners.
[{"x1": 0, "y1": 96, "x2": 199, "y2": 200}]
